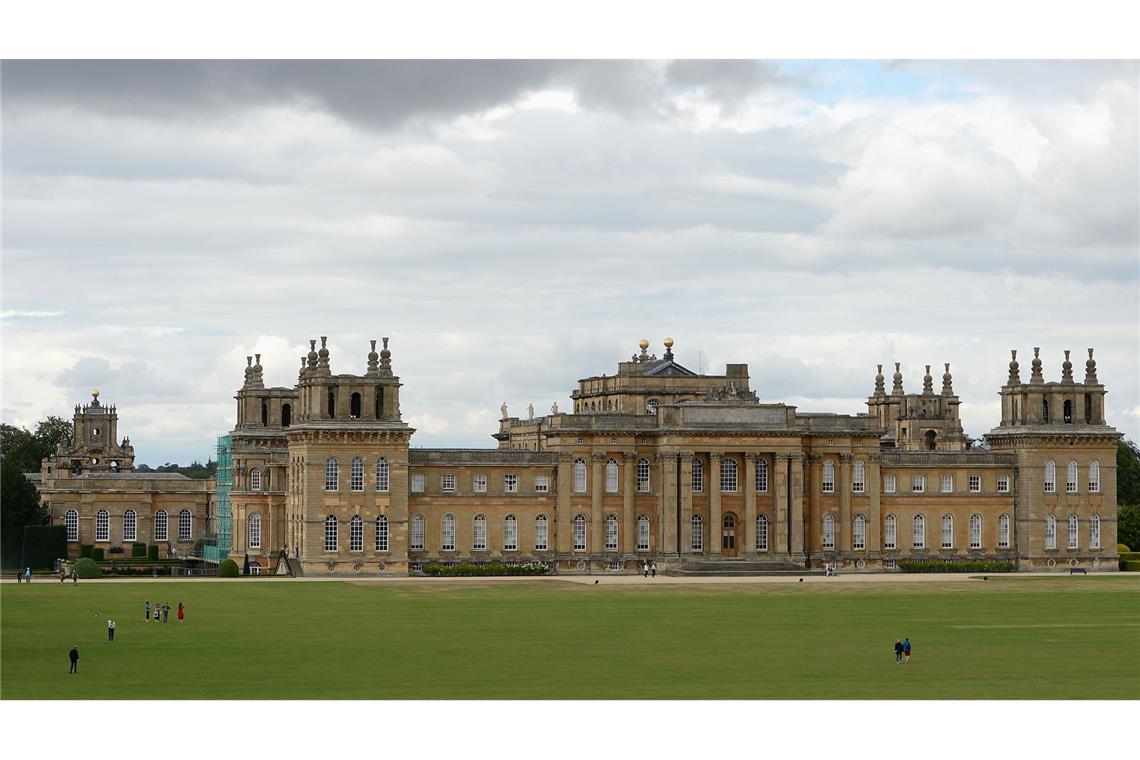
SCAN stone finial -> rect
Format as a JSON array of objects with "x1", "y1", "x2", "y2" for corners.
[
  {"x1": 941, "y1": 363, "x2": 954, "y2": 395},
  {"x1": 250, "y1": 353, "x2": 264, "y2": 388},
  {"x1": 367, "y1": 339, "x2": 379, "y2": 374},
  {"x1": 551, "y1": 401, "x2": 559, "y2": 415},
  {"x1": 307, "y1": 339, "x2": 318, "y2": 369},
  {"x1": 922, "y1": 365, "x2": 934, "y2": 395},
  {"x1": 528, "y1": 403, "x2": 534, "y2": 420},
  {"x1": 379, "y1": 337, "x2": 392, "y2": 375},
  {"x1": 318, "y1": 336, "x2": 330, "y2": 368},
  {"x1": 243, "y1": 356, "x2": 254, "y2": 387},
  {"x1": 891, "y1": 362, "x2": 904, "y2": 396},
  {"x1": 638, "y1": 339, "x2": 650, "y2": 362},
  {"x1": 663, "y1": 337, "x2": 674, "y2": 361},
  {"x1": 1085, "y1": 348, "x2": 1098, "y2": 384},
  {"x1": 1061, "y1": 349, "x2": 1073, "y2": 383},
  {"x1": 873, "y1": 364, "x2": 885, "y2": 396},
  {"x1": 1030, "y1": 347, "x2": 1044, "y2": 384},
  {"x1": 1008, "y1": 349, "x2": 1021, "y2": 384},
  {"x1": 299, "y1": 356, "x2": 307, "y2": 381}
]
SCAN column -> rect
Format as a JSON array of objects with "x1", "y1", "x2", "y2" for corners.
[
  {"x1": 868, "y1": 456, "x2": 882, "y2": 556},
  {"x1": 622, "y1": 452, "x2": 636, "y2": 555},
  {"x1": 709, "y1": 452, "x2": 723, "y2": 557},
  {"x1": 790, "y1": 454, "x2": 805, "y2": 557},
  {"x1": 679, "y1": 452, "x2": 695, "y2": 556},
  {"x1": 775, "y1": 454, "x2": 788, "y2": 558},
  {"x1": 659, "y1": 452, "x2": 679, "y2": 555},
  {"x1": 807, "y1": 455, "x2": 820, "y2": 556},
  {"x1": 556, "y1": 454, "x2": 573, "y2": 554},
  {"x1": 744, "y1": 453, "x2": 758, "y2": 556},
  {"x1": 839, "y1": 453, "x2": 852, "y2": 554},
  {"x1": 591, "y1": 452, "x2": 605, "y2": 554}
]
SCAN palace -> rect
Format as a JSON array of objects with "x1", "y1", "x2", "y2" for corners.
[{"x1": 35, "y1": 337, "x2": 1121, "y2": 574}]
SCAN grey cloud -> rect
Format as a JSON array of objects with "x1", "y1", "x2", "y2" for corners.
[{"x1": 57, "y1": 356, "x2": 194, "y2": 404}]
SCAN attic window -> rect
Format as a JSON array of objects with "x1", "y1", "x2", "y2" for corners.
[
  {"x1": 92, "y1": 428, "x2": 100, "y2": 438},
  {"x1": 647, "y1": 399, "x2": 660, "y2": 414}
]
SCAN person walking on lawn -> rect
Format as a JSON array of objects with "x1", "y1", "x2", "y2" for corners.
[
  {"x1": 69, "y1": 646, "x2": 79, "y2": 673},
  {"x1": 894, "y1": 639, "x2": 903, "y2": 664},
  {"x1": 903, "y1": 637, "x2": 912, "y2": 663}
]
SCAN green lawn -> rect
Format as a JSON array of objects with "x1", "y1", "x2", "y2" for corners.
[{"x1": 3, "y1": 577, "x2": 1138, "y2": 699}]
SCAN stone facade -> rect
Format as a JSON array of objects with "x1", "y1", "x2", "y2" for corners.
[{"x1": 33, "y1": 337, "x2": 1121, "y2": 574}]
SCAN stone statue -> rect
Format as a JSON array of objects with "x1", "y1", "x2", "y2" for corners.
[
  {"x1": 551, "y1": 402, "x2": 559, "y2": 415},
  {"x1": 527, "y1": 403, "x2": 534, "y2": 420},
  {"x1": 500, "y1": 402, "x2": 508, "y2": 419}
]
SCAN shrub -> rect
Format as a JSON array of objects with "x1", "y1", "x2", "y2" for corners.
[
  {"x1": 108, "y1": 545, "x2": 125, "y2": 554},
  {"x1": 90, "y1": 547, "x2": 105, "y2": 562},
  {"x1": 20, "y1": 525, "x2": 67, "y2": 569},
  {"x1": 73, "y1": 557, "x2": 100, "y2": 578},
  {"x1": 148, "y1": 544, "x2": 159, "y2": 561},
  {"x1": 80, "y1": 544, "x2": 94, "y2": 559},
  {"x1": 897, "y1": 559, "x2": 1016, "y2": 573},
  {"x1": 218, "y1": 559, "x2": 240, "y2": 577},
  {"x1": 1118, "y1": 543, "x2": 1131, "y2": 554},
  {"x1": 1122, "y1": 560, "x2": 1140, "y2": 572},
  {"x1": 421, "y1": 562, "x2": 550, "y2": 577},
  {"x1": 132, "y1": 542, "x2": 147, "y2": 557}
]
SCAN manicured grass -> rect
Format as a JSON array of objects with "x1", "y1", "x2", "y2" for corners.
[{"x1": 3, "y1": 577, "x2": 1138, "y2": 699}]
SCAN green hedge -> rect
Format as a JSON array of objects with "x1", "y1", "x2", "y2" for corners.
[
  {"x1": 421, "y1": 562, "x2": 550, "y2": 577},
  {"x1": 898, "y1": 559, "x2": 1016, "y2": 573},
  {"x1": 80, "y1": 544, "x2": 93, "y2": 559},
  {"x1": 21, "y1": 525, "x2": 67, "y2": 569},
  {"x1": 148, "y1": 544, "x2": 159, "y2": 561},
  {"x1": 131, "y1": 542, "x2": 147, "y2": 557},
  {"x1": 218, "y1": 559, "x2": 240, "y2": 577},
  {"x1": 73, "y1": 557, "x2": 100, "y2": 578},
  {"x1": 1117, "y1": 543, "x2": 1131, "y2": 553},
  {"x1": 1121, "y1": 560, "x2": 1140, "y2": 572},
  {"x1": 90, "y1": 547, "x2": 105, "y2": 562},
  {"x1": 1118, "y1": 552, "x2": 1140, "y2": 562}
]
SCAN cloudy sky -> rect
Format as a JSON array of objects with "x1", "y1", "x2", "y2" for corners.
[{"x1": 2, "y1": 60, "x2": 1138, "y2": 465}]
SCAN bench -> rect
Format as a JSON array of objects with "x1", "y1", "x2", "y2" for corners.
[{"x1": 1070, "y1": 567, "x2": 1087, "y2": 575}]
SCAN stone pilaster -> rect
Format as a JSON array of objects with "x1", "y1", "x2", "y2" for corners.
[
  {"x1": 775, "y1": 453, "x2": 789, "y2": 557},
  {"x1": 591, "y1": 451, "x2": 605, "y2": 554},
  {"x1": 709, "y1": 452, "x2": 723, "y2": 557},
  {"x1": 868, "y1": 456, "x2": 882, "y2": 555},
  {"x1": 807, "y1": 454, "x2": 821, "y2": 555},
  {"x1": 839, "y1": 453, "x2": 852, "y2": 554},
  {"x1": 556, "y1": 454, "x2": 574, "y2": 553},
  {"x1": 622, "y1": 451, "x2": 637, "y2": 555},
  {"x1": 659, "y1": 452, "x2": 679, "y2": 555},
  {"x1": 680, "y1": 452, "x2": 695, "y2": 555},
  {"x1": 744, "y1": 453, "x2": 758, "y2": 555},
  {"x1": 790, "y1": 453, "x2": 805, "y2": 558}
]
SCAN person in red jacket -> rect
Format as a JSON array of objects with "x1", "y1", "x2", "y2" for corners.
[{"x1": 177, "y1": 602, "x2": 184, "y2": 621}]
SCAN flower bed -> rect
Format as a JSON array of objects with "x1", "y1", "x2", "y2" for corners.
[
  {"x1": 897, "y1": 559, "x2": 1016, "y2": 573},
  {"x1": 421, "y1": 562, "x2": 550, "y2": 577}
]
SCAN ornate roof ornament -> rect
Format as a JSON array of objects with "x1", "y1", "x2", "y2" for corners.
[
  {"x1": 1008, "y1": 349, "x2": 1021, "y2": 384},
  {"x1": 891, "y1": 362, "x2": 904, "y2": 396},
  {"x1": 941, "y1": 363, "x2": 954, "y2": 396},
  {"x1": 923, "y1": 365, "x2": 934, "y2": 395},
  {"x1": 1030, "y1": 347, "x2": 1044, "y2": 384},
  {"x1": 1085, "y1": 348, "x2": 1098, "y2": 384},
  {"x1": 873, "y1": 364, "x2": 886, "y2": 397}
]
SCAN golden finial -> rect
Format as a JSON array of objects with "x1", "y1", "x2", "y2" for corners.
[
  {"x1": 663, "y1": 337, "x2": 674, "y2": 349},
  {"x1": 92, "y1": 389, "x2": 100, "y2": 399},
  {"x1": 638, "y1": 339, "x2": 649, "y2": 350}
]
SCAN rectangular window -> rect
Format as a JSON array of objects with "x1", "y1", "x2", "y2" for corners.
[
  {"x1": 605, "y1": 519, "x2": 618, "y2": 550},
  {"x1": 376, "y1": 518, "x2": 389, "y2": 552},
  {"x1": 969, "y1": 517, "x2": 981, "y2": 549},
  {"x1": 756, "y1": 461, "x2": 768, "y2": 493},
  {"x1": 441, "y1": 474, "x2": 455, "y2": 492},
  {"x1": 997, "y1": 476, "x2": 1010, "y2": 493},
  {"x1": 573, "y1": 519, "x2": 586, "y2": 551},
  {"x1": 123, "y1": 511, "x2": 137, "y2": 543},
  {"x1": 822, "y1": 463, "x2": 835, "y2": 494},
  {"x1": 534, "y1": 475, "x2": 549, "y2": 493},
  {"x1": 473, "y1": 474, "x2": 487, "y2": 493},
  {"x1": 442, "y1": 518, "x2": 455, "y2": 552},
  {"x1": 941, "y1": 475, "x2": 953, "y2": 493},
  {"x1": 350, "y1": 519, "x2": 363, "y2": 552},
  {"x1": 96, "y1": 511, "x2": 110, "y2": 542},
  {"x1": 884, "y1": 518, "x2": 896, "y2": 550},
  {"x1": 1068, "y1": 517, "x2": 1078, "y2": 550},
  {"x1": 179, "y1": 511, "x2": 192, "y2": 542},
  {"x1": 473, "y1": 519, "x2": 487, "y2": 551},
  {"x1": 411, "y1": 474, "x2": 425, "y2": 493},
  {"x1": 998, "y1": 516, "x2": 1010, "y2": 549},
  {"x1": 884, "y1": 475, "x2": 896, "y2": 494},
  {"x1": 853, "y1": 517, "x2": 865, "y2": 550},
  {"x1": 154, "y1": 512, "x2": 168, "y2": 542},
  {"x1": 504, "y1": 474, "x2": 518, "y2": 493},
  {"x1": 912, "y1": 475, "x2": 925, "y2": 493},
  {"x1": 883, "y1": 559, "x2": 897, "y2": 570},
  {"x1": 504, "y1": 519, "x2": 518, "y2": 552},
  {"x1": 534, "y1": 518, "x2": 549, "y2": 551},
  {"x1": 410, "y1": 518, "x2": 424, "y2": 551},
  {"x1": 637, "y1": 460, "x2": 650, "y2": 492},
  {"x1": 941, "y1": 519, "x2": 953, "y2": 549},
  {"x1": 969, "y1": 475, "x2": 981, "y2": 493},
  {"x1": 637, "y1": 519, "x2": 650, "y2": 550}
]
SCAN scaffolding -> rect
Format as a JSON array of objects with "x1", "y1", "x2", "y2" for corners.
[{"x1": 205, "y1": 434, "x2": 233, "y2": 563}]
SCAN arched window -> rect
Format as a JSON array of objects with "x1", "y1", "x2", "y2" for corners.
[
  {"x1": 410, "y1": 515, "x2": 424, "y2": 551},
  {"x1": 941, "y1": 514, "x2": 954, "y2": 549},
  {"x1": 924, "y1": 430, "x2": 937, "y2": 451},
  {"x1": 573, "y1": 459, "x2": 587, "y2": 493},
  {"x1": 261, "y1": 401, "x2": 269, "y2": 426},
  {"x1": 96, "y1": 509, "x2": 110, "y2": 542},
  {"x1": 324, "y1": 515, "x2": 338, "y2": 552},
  {"x1": 350, "y1": 457, "x2": 364, "y2": 492},
  {"x1": 969, "y1": 514, "x2": 982, "y2": 549},
  {"x1": 281, "y1": 403, "x2": 291, "y2": 427},
  {"x1": 646, "y1": 399, "x2": 660, "y2": 414},
  {"x1": 691, "y1": 514, "x2": 704, "y2": 552},
  {"x1": 1089, "y1": 514, "x2": 1101, "y2": 549},
  {"x1": 503, "y1": 515, "x2": 519, "y2": 551},
  {"x1": 605, "y1": 459, "x2": 619, "y2": 493},
  {"x1": 534, "y1": 514, "x2": 549, "y2": 551},
  {"x1": 118, "y1": 508, "x2": 137, "y2": 543},
  {"x1": 998, "y1": 514, "x2": 1010, "y2": 549},
  {"x1": 605, "y1": 514, "x2": 619, "y2": 550},
  {"x1": 573, "y1": 515, "x2": 587, "y2": 551},
  {"x1": 853, "y1": 460, "x2": 866, "y2": 493},
  {"x1": 912, "y1": 514, "x2": 925, "y2": 549},
  {"x1": 250, "y1": 468, "x2": 262, "y2": 491},
  {"x1": 722, "y1": 513, "x2": 736, "y2": 551},
  {"x1": 853, "y1": 514, "x2": 866, "y2": 550},
  {"x1": 721, "y1": 458, "x2": 738, "y2": 492},
  {"x1": 637, "y1": 458, "x2": 651, "y2": 492},
  {"x1": 691, "y1": 457, "x2": 704, "y2": 492},
  {"x1": 155, "y1": 510, "x2": 169, "y2": 542},
  {"x1": 1043, "y1": 398, "x2": 1050, "y2": 422},
  {"x1": 473, "y1": 515, "x2": 487, "y2": 551},
  {"x1": 1045, "y1": 514, "x2": 1057, "y2": 549},
  {"x1": 1089, "y1": 460, "x2": 1101, "y2": 492},
  {"x1": 822, "y1": 514, "x2": 836, "y2": 549},
  {"x1": 1044, "y1": 459, "x2": 1056, "y2": 493},
  {"x1": 822, "y1": 460, "x2": 835, "y2": 493},
  {"x1": 249, "y1": 513, "x2": 262, "y2": 549},
  {"x1": 1066, "y1": 460, "x2": 1078, "y2": 493},
  {"x1": 375, "y1": 458, "x2": 390, "y2": 492},
  {"x1": 325, "y1": 458, "x2": 339, "y2": 492},
  {"x1": 884, "y1": 514, "x2": 897, "y2": 549},
  {"x1": 376, "y1": 515, "x2": 389, "y2": 552},
  {"x1": 756, "y1": 458, "x2": 768, "y2": 493},
  {"x1": 178, "y1": 509, "x2": 192, "y2": 541},
  {"x1": 328, "y1": 389, "x2": 336, "y2": 418},
  {"x1": 442, "y1": 514, "x2": 456, "y2": 551},
  {"x1": 1067, "y1": 514, "x2": 1079, "y2": 549},
  {"x1": 756, "y1": 514, "x2": 769, "y2": 552},
  {"x1": 65, "y1": 509, "x2": 79, "y2": 542},
  {"x1": 637, "y1": 514, "x2": 651, "y2": 551},
  {"x1": 350, "y1": 392, "x2": 362, "y2": 419},
  {"x1": 348, "y1": 515, "x2": 362, "y2": 549}
]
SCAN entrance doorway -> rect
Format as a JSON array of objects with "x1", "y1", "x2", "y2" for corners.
[{"x1": 722, "y1": 513, "x2": 738, "y2": 557}]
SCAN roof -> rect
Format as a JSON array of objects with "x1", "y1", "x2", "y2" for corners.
[{"x1": 641, "y1": 358, "x2": 699, "y2": 377}]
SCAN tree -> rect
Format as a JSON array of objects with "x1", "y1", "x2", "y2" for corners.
[
  {"x1": 1118, "y1": 440, "x2": 1140, "y2": 507},
  {"x1": 0, "y1": 455, "x2": 47, "y2": 565},
  {"x1": 34, "y1": 416, "x2": 74, "y2": 454},
  {"x1": 1118, "y1": 505, "x2": 1140, "y2": 553}
]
